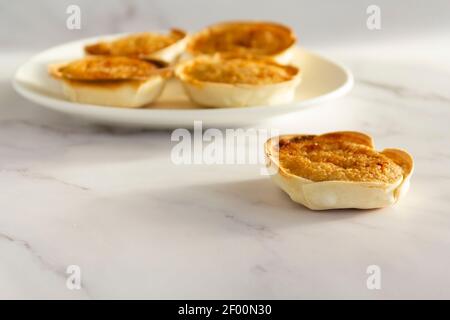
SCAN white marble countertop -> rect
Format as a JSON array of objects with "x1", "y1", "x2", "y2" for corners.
[{"x1": 1, "y1": 2, "x2": 450, "y2": 299}]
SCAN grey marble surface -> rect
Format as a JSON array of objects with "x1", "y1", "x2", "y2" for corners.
[{"x1": 1, "y1": 1, "x2": 450, "y2": 299}]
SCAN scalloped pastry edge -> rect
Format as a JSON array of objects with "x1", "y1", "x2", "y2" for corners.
[{"x1": 264, "y1": 132, "x2": 414, "y2": 210}]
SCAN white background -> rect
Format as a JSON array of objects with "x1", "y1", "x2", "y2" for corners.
[{"x1": 1, "y1": 0, "x2": 449, "y2": 51}]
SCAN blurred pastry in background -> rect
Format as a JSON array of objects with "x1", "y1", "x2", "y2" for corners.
[
  {"x1": 187, "y1": 21, "x2": 296, "y2": 64},
  {"x1": 175, "y1": 54, "x2": 301, "y2": 108},
  {"x1": 85, "y1": 29, "x2": 188, "y2": 64},
  {"x1": 49, "y1": 56, "x2": 172, "y2": 108}
]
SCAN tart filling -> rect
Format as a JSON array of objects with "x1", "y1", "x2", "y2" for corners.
[
  {"x1": 85, "y1": 29, "x2": 188, "y2": 63},
  {"x1": 188, "y1": 21, "x2": 296, "y2": 63},
  {"x1": 175, "y1": 55, "x2": 301, "y2": 108},
  {"x1": 265, "y1": 132, "x2": 413, "y2": 210},
  {"x1": 278, "y1": 134, "x2": 404, "y2": 184},
  {"x1": 54, "y1": 56, "x2": 160, "y2": 81},
  {"x1": 49, "y1": 56, "x2": 170, "y2": 108},
  {"x1": 181, "y1": 56, "x2": 298, "y2": 85}
]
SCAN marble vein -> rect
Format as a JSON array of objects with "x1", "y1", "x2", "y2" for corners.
[
  {"x1": 224, "y1": 214, "x2": 278, "y2": 239},
  {"x1": 1, "y1": 168, "x2": 90, "y2": 191},
  {"x1": 0, "y1": 231, "x2": 92, "y2": 298},
  {"x1": 357, "y1": 78, "x2": 450, "y2": 104},
  {"x1": 0, "y1": 119, "x2": 153, "y2": 137}
]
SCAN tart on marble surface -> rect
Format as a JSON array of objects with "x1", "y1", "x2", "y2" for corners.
[
  {"x1": 265, "y1": 131, "x2": 413, "y2": 210},
  {"x1": 49, "y1": 56, "x2": 171, "y2": 108},
  {"x1": 187, "y1": 21, "x2": 296, "y2": 64},
  {"x1": 175, "y1": 55, "x2": 301, "y2": 108},
  {"x1": 85, "y1": 29, "x2": 188, "y2": 64}
]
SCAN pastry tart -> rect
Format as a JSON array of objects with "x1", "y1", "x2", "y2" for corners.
[
  {"x1": 85, "y1": 29, "x2": 188, "y2": 64},
  {"x1": 175, "y1": 55, "x2": 301, "y2": 108},
  {"x1": 187, "y1": 21, "x2": 296, "y2": 64},
  {"x1": 49, "y1": 56, "x2": 171, "y2": 108},
  {"x1": 265, "y1": 132, "x2": 413, "y2": 210}
]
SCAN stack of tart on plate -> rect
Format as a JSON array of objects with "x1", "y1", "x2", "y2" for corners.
[{"x1": 49, "y1": 21, "x2": 301, "y2": 108}]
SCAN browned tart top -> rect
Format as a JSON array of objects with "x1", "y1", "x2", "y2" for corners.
[
  {"x1": 55, "y1": 56, "x2": 159, "y2": 81},
  {"x1": 85, "y1": 29, "x2": 185, "y2": 58},
  {"x1": 277, "y1": 134, "x2": 404, "y2": 183},
  {"x1": 188, "y1": 22, "x2": 295, "y2": 57},
  {"x1": 181, "y1": 57, "x2": 298, "y2": 85}
]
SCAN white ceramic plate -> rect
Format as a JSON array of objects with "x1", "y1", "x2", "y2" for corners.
[{"x1": 13, "y1": 34, "x2": 353, "y2": 128}]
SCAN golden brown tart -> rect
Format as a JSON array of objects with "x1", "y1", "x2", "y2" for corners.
[
  {"x1": 187, "y1": 21, "x2": 296, "y2": 64},
  {"x1": 49, "y1": 56, "x2": 171, "y2": 108},
  {"x1": 85, "y1": 29, "x2": 188, "y2": 63},
  {"x1": 265, "y1": 132, "x2": 413, "y2": 210},
  {"x1": 175, "y1": 55, "x2": 301, "y2": 108}
]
